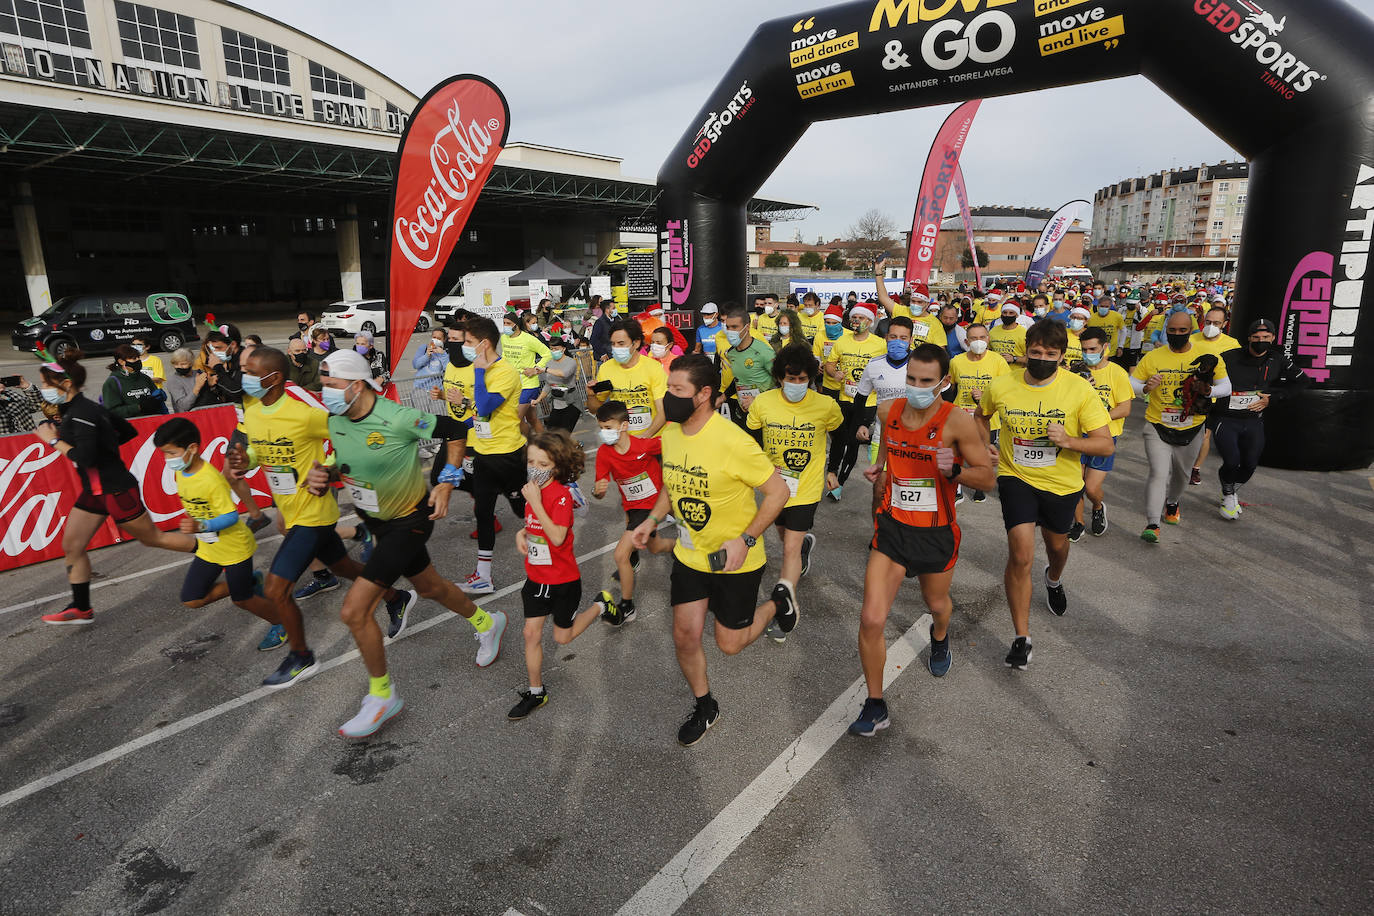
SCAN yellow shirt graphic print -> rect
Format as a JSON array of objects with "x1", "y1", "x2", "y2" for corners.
[
  {"x1": 981, "y1": 370, "x2": 1110, "y2": 496},
  {"x1": 239, "y1": 395, "x2": 339, "y2": 529},
  {"x1": 746, "y1": 388, "x2": 844, "y2": 506}
]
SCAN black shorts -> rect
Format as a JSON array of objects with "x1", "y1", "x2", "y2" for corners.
[
  {"x1": 997, "y1": 475, "x2": 1081, "y2": 535},
  {"x1": 870, "y1": 514, "x2": 960, "y2": 577},
  {"x1": 360, "y1": 509, "x2": 433, "y2": 587},
  {"x1": 270, "y1": 523, "x2": 349, "y2": 582},
  {"x1": 668, "y1": 559, "x2": 765, "y2": 631},
  {"x1": 74, "y1": 486, "x2": 146, "y2": 525},
  {"x1": 473, "y1": 447, "x2": 526, "y2": 501},
  {"x1": 775, "y1": 501, "x2": 819, "y2": 533},
  {"x1": 181, "y1": 556, "x2": 256, "y2": 603},
  {"x1": 625, "y1": 507, "x2": 653, "y2": 532},
  {"x1": 522, "y1": 578, "x2": 582, "y2": 628}
]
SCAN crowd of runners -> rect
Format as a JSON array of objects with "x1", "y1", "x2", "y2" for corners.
[{"x1": 17, "y1": 273, "x2": 1308, "y2": 742}]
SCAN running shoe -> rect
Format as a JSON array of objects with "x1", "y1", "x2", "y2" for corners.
[
  {"x1": 385, "y1": 588, "x2": 418, "y2": 641},
  {"x1": 1163, "y1": 503, "x2": 1181, "y2": 525},
  {"x1": 355, "y1": 523, "x2": 374, "y2": 564},
  {"x1": 293, "y1": 573, "x2": 339, "y2": 600},
  {"x1": 507, "y1": 688, "x2": 548, "y2": 721},
  {"x1": 257, "y1": 624, "x2": 287, "y2": 651},
  {"x1": 1220, "y1": 493, "x2": 1241, "y2": 520},
  {"x1": 611, "y1": 550, "x2": 641, "y2": 582},
  {"x1": 971, "y1": 489, "x2": 986, "y2": 503},
  {"x1": 677, "y1": 696, "x2": 720, "y2": 747},
  {"x1": 827, "y1": 485, "x2": 843, "y2": 502},
  {"x1": 469, "y1": 518, "x2": 502, "y2": 540},
  {"x1": 928, "y1": 625, "x2": 952, "y2": 678},
  {"x1": 459, "y1": 572, "x2": 495, "y2": 596},
  {"x1": 765, "y1": 622, "x2": 787, "y2": 644},
  {"x1": 1090, "y1": 504, "x2": 1108, "y2": 537},
  {"x1": 1044, "y1": 566, "x2": 1067, "y2": 617},
  {"x1": 772, "y1": 580, "x2": 799, "y2": 634},
  {"x1": 339, "y1": 692, "x2": 404, "y2": 738},
  {"x1": 1188, "y1": 466, "x2": 1202, "y2": 486},
  {"x1": 262, "y1": 650, "x2": 318, "y2": 689},
  {"x1": 597, "y1": 591, "x2": 627, "y2": 627},
  {"x1": 1067, "y1": 521, "x2": 1085, "y2": 543},
  {"x1": 474, "y1": 609, "x2": 507, "y2": 667},
  {"x1": 1004, "y1": 637, "x2": 1032, "y2": 670},
  {"x1": 954, "y1": 488, "x2": 966, "y2": 507},
  {"x1": 1140, "y1": 524, "x2": 1161, "y2": 544},
  {"x1": 799, "y1": 532, "x2": 816, "y2": 578},
  {"x1": 41, "y1": 606, "x2": 93, "y2": 625},
  {"x1": 847, "y1": 698, "x2": 890, "y2": 737},
  {"x1": 247, "y1": 514, "x2": 272, "y2": 534}
]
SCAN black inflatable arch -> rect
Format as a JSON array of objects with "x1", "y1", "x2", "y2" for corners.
[{"x1": 656, "y1": 0, "x2": 1374, "y2": 470}]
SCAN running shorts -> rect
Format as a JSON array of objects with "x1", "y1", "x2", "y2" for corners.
[
  {"x1": 360, "y1": 509, "x2": 433, "y2": 588},
  {"x1": 1081, "y1": 436, "x2": 1118, "y2": 473},
  {"x1": 870, "y1": 514, "x2": 959, "y2": 577},
  {"x1": 997, "y1": 475, "x2": 1081, "y2": 535},
  {"x1": 270, "y1": 523, "x2": 349, "y2": 582},
  {"x1": 473, "y1": 447, "x2": 527, "y2": 502},
  {"x1": 668, "y1": 559, "x2": 764, "y2": 631},
  {"x1": 74, "y1": 486, "x2": 146, "y2": 525},
  {"x1": 521, "y1": 578, "x2": 582, "y2": 628},
  {"x1": 181, "y1": 556, "x2": 256, "y2": 603},
  {"x1": 626, "y1": 507, "x2": 653, "y2": 532},
  {"x1": 775, "y1": 501, "x2": 818, "y2": 533},
  {"x1": 518, "y1": 386, "x2": 543, "y2": 405}
]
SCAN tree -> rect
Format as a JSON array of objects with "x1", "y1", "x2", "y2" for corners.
[
  {"x1": 961, "y1": 245, "x2": 990, "y2": 269},
  {"x1": 845, "y1": 209, "x2": 899, "y2": 267},
  {"x1": 764, "y1": 252, "x2": 790, "y2": 268},
  {"x1": 798, "y1": 251, "x2": 824, "y2": 271},
  {"x1": 825, "y1": 249, "x2": 847, "y2": 271}
]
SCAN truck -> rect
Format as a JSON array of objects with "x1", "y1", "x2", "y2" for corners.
[
  {"x1": 600, "y1": 247, "x2": 657, "y2": 308},
  {"x1": 434, "y1": 270, "x2": 527, "y2": 322}
]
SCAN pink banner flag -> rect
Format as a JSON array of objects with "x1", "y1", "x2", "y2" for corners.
[
  {"x1": 904, "y1": 100, "x2": 981, "y2": 297},
  {"x1": 952, "y1": 162, "x2": 981, "y2": 292}
]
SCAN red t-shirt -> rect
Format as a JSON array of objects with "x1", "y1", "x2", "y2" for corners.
[
  {"x1": 524, "y1": 480, "x2": 578, "y2": 584},
  {"x1": 594, "y1": 434, "x2": 664, "y2": 510}
]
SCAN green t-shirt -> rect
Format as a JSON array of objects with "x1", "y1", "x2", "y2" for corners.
[
  {"x1": 720, "y1": 336, "x2": 776, "y2": 396},
  {"x1": 327, "y1": 396, "x2": 438, "y2": 521}
]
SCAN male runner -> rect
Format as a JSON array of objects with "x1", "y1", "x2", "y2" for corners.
[
  {"x1": 989, "y1": 301, "x2": 1028, "y2": 367},
  {"x1": 499, "y1": 311, "x2": 552, "y2": 436},
  {"x1": 797, "y1": 292, "x2": 824, "y2": 343},
  {"x1": 813, "y1": 303, "x2": 848, "y2": 401},
  {"x1": 1068, "y1": 327, "x2": 1133, "y2": 539},
  {"x1": 585, "y1": 319, "x2": 668, "y2": 437},
  {"x1": 947, "y1": 322, "x2": 1008, "y2": 502},
  {"x1": 1186, "y1": 304, "x2": 1243, "y2": 485},
  {"x1": 823, "y1": 301, "x2": 885, "y2": 499},
  {"x1": 717, "y1": 302, "x2": 777, "y2": 425}
]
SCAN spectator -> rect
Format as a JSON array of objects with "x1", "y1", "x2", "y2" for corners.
[
  {"x1": 590, "y1": 296, "x2": 616, "y2": 361},
  {"x1": 411, "y1": 328, "x2": 449, "y2": 411},
  {"x1": 286, "y1": 337, "x2": 322, "y2": 392},
  {"x1": 309, "y1": 326, "x2": 334, "y2": 361},
  {"x1": 0, "y1": 374, "x2": 42, "y2": 434},
  {"x1": 162, "y1": 347, "x2": 209, "y2": 412},
  {"x1": 354, "y1": 330, "x2": 388, "y2": 382},
  {"x1": 538, "y1": 335, "x2": 582, "y2": 433},
  {"x1": 289, "y1": 310, "x2": 317, "y2": 341},
  {"x1": 130, "y1": 335, "x2": 165, "y2": 387},
  {"x1": 241, "y1": 334, "x2": 264, "y2": 364},
  {"x1": 203, "y1": 324, "x2": 244, "y2": 404},
  {"x1": 102, "y1": 343, "x2": 168, "y2": 418}
]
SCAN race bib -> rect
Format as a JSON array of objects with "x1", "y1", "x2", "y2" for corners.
[
  {"x1": 619, "y1": 472, "x2": 657, "y2": 502},
  {"x1": 737, "y1": 386, "x2": 759, "y2": 404},
  {"x1": 961, "y1": 405, "x2": 977, "y2": 416},
  {"x1": 194, "y1": 529, "x2": 219, "y2": 544},
  {"x1": 264, "y1": 466, "x2": 297, "y2": 496},
  {"x1": 912, "y1": 323, "x2": 930, "y2": 339},
  {"x1": 1229, "y1": 391, "x2": 1260, "y2": 411},
  {"x1": 890, "y1": 476, "x2": 936, "y2": 512},
  {"x1": 473, "y1": 418, "x2": 493, "y2": 439},
  {"x1": 343, "y1": 476, "x2": 379, "y2": 513},
  {"x1": 526, "y1": 534, "x2": 552, "y2": 566},
  {"x1": 462, "y1": 455, "x2": 475, "y2": 474},
  {"x1": 1012, "y1": 437, "x2": 1057, "y2": 468},
  {"x1": 628, "y1": 405, "x2": 651, "y2": 431},
  {"x1": 1160, "y1": 406, "x2": 1189, "y2": 428},
  {"x1": 844, "y1": 381, "x2": 859, "y2": 398},
  {"x1": 781, "y1": 469, "x2": 801, "y2": 498},
  {"x1": 822, "y1": 342, "x2": 835, "y2": 359}
]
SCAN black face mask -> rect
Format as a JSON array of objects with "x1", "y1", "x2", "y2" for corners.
[
  {"x1": 298, "y1": 322, "x2": 308, "y2": 331},
  {"x1": 175, "y1": 366, "x2": 192, "y2": 377},
  {"x1": 446, "y1": 342, "x2": 470, "y2": 367},
  {"x1": 290, "y1": 353, "x2": 304, "y2": 365},
  {"x1": 126, "y1": 360, "x2": 142, "y2": 373},
  {"x1": 1166, "y1": 332, "x2": 1192, "y2": 351},
  {"x1": 1002, "y1": 315, "x2": 1017, "y2": 326},
  {"x1": 1249, "y1": 339, "x2": 1273, "y2": 356},
  {"x1": 1025, "y1": 357, "x2": 1058, "y2": 381},
  {"x1": 661, "y1": 391, "x2": 697, "y2": 424}
]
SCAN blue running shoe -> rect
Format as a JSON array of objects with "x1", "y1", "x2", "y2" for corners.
[
  {"x1": 294, "y1": 573, "x2": 339, "y2": 601},
  {"x1": 847, "y1": 697, "x2": 889, "y2": 737},
  {"x1": 257, "y1": 624, "x2": 287, "y2": 652},
  {"x1": 355, "y1": 524, "x2": 374, "y2": 563},
  {"x1": 385, "y1": 588, "x2": 418, "y2": 641},
  {"x1": 928, "y1": 625, "x2": 952, "y2": 677},
  {"x1": 262, "y1": 650, "x2": 318, "y2": 689}
]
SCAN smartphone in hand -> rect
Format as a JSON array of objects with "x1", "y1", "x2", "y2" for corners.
[{"x1": 707, "y1": 548, "x2": 728, "y2": 572}]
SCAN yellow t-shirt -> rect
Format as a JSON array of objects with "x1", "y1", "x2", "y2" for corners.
[
  {"x1": 1086, "y1": 310, "x2": 1125, "y2": 357},
  {"x1": 240, "y1": 395, "x2": 339, "y2": 529},
  {"x1": 499, "y1": 330, "x2": 551, "y2": 390},
  {"x1": 949, "y1": 351, "x2": 1010, "y2": 428},
  {"x1": 471, "y1": 359, "x2": 524, "y2": 454},
  {"x1": 1063, "y1": 330, "x2": 1083, "y2": 366},
  {"x1": 798, "y1": 309, "x2": 824, "y2": 342},
  {"x1": 596, "y1": 355, "x2": 668, "y2": 434},
  {"x1": 141, "y1": 354, "x2": 166, "y2": 389},
  {"x1": 440, "y1": 362, "x2": 475, "y2": 423},
  {"x1": 662, "y1": 413, "x2": 776, "y2": 574},
  {"x1": 175, "y1": 462, "x2": 256, "y2": 566},
  {"x1": 1086, "y1": 361, "x2": 1134, "y2": 437},
  {"x1": 908, "y1": 314, "x2": 949, "y2": 349},
  {"x1": 981, "y1": 369, "x2": 1111, "y2": 495},
  {"x1": 754, "y1": 313, "x2": 779, "y2": 340},
  {"x1": 1132, "y1": 344, "x2": 1230, "y2": 431},
  {"x1": 978, "y1": 303, "x2": 1004, "y2": 326},
  {"x1": 813, "y1": 330, "x2": 846, "y2": 392},
  {"x1": 988, "y1": 323, "x2": 1027, "y2": 363},
  {"x1": 829, "y1": 332, "x2": 886, "y2": 405},
  {"x1": 888, "y1": 302, "x2": 913, "y2": 320},
  {"x1": 1192, "y1": 331, "x2": 1241, "y2": 357},
  {"x1": 746, "y1": 388, "x2": 844, "y2": 507}
]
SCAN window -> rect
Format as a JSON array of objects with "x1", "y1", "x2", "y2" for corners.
[
  {"x1": 1, "y1": 0, "x2": 91, "y2": 47},
  {"x1": 307, "y1": 60, "x2": 364, "y2": 99},
  {"x1": 1212, "y1": 220, "x2": 1225, "y2": 230},
  {"x1": 1234, "y1": 194, "x2": 1247, "y2": 208},
  {"x1": 222, "y1": 27, "x2": 288, "y2": 86},
  {"x1": 1216, "y1": 194, "x2": 1227, "y2": 206},
  {"x1": 1218, "y1": 181, "x2": 1231, "y2": 191},
  {"x1": 113, "y1": 1, "x2": 198, "y2": 69}
]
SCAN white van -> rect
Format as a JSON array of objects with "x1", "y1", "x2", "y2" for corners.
[
  {"x1": 434, "y1": 270, "x2": 527, "y2": 322},
  {"x1": 1049, "y1": 267, "x2": 1095, "y2": 283}
]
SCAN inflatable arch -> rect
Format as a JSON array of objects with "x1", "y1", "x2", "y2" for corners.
[{"x1": 656, "y1": 0, "x2": 1374, "y2": 471}]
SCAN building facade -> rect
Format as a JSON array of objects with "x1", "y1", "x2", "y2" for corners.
[
  {"x1": 930, "y1": 206, "x2": 1088, "y2": 280},
  {"x1": 1087, "y1": 161, "x2": 1249, "y2": 266}
]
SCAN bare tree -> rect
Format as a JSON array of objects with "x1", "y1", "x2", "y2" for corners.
[{"x1": 844, "y1": 209, "x2": 900, "y2": 267}]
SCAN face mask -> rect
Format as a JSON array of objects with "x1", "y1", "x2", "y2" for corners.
[
  {"x1": 461, "y1": 344, "x2": 479, "y2": 363},
  {"x1": 1083, "y1": 351, "x2": 1103, "y2": 366},
  {"x1": 1026, "y1": 357, "x2": 1058, "y2": 381},
  {"x1": 209, "y1": 348, "x2": 228, "y2": 361},
  {"x1": 876, "y1": 309, "x2": 887, "y2": 319},
  {"x1": 724, "y1": 329, "x2": 742, "y2": 347},
  {"x1": 317, "y1": 340, "x2": 332, "y2": 352},
  {"x1": 1249, "y1": 339, "x2": 1273, "y2": 355},
  {"x1": 906, "y1": 384, "x2": 938, "y2": 409},
  {"x1": 661, "y1": 391, "x2": 697, "y2": 424},
  {"x1": 527, "y1": 465, "x2": 553, "y2": 486},
  {"x1": 1034, "y1": 308, "x2": 1048, "y2": 318},
  {"x1": 612, "y1": 345, "x2": 632, "y2": 364},
  {"x1": 597, "y1": 427, "x2": 622, "y2": 446},
  {"x1": 887, "y1": 339, "x2": 910, "y2": 361},
  {"x1": 355, "y1": 344, "x2": 370, "y2": 356},
  {"x1": 650, "y1": 343, "x2": 668, "y2": 358},
  {"x1": 803, "y1": 307, "x2": 816, "y2": 316},
  {"x1": 242, "y1": 372, "x2": 276, "y2": 399},
  {"x1": 1098, "y1": 307, "x2": 1110, "y2": 317},
  {"x1": 825, "y1": 323, "x2": 843, "y2": 340},
  {"x1": 777, "y1": 324, "x2": 791, "y2": 337},
  {"x1": 165, "y1": 449, "x2": 193, "y2": 472},
  {"x1": 502, "y1": 325, "x2": 515, "y2": 336},
  {"x1": 703, "y1": 316, "x2": 717, "y2": 326},
  {"x1": 298, "y1": 322, "x2": 309, "y2": 331},
  {"x1": 132, "y1": 344, "x2": 145, "y2": 354},
  {"x1": 782, "y1": 380, "x2": 809, "y2": 402},
  {"x1": 175, "y1": 366, "x2": 193, "y2": 376},
  {"x1": 1202, "y1": 324, "x2": 1221, "y2": 339},
  {"x1": 968, "y1": 339, "x2": 988, "y2": 355},
  {"x1": 764, "y1": 305, "x2": 776, "y2": 316},
  {"x1": 1002, "y1": 315, "x2": 1018, "y2": 326},
  {"x1": 526, "y1": 323, "x2": 538, "y2": 333},
  {"x1": 551, "y1": 349, "x2": 565, "y2": 360},
  {"x1": 322, "y1": 382, "x2": 359, "y2": 415},
  {"x1": 1069, "y1": 319, "x2": 1086, "y2": 332},
  {"x1": 41, "y1": 386, "x2": 65, "y2": 404},
  {"x1": 1166, "y1": 331, "x2": 1192, "y2": 351},
  {"x1": 126, "y1": 360, "x2": 143, "y2": 373}
]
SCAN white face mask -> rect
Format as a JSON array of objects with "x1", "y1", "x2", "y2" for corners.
[
  {"x1": 1202, "y1": 324, "x2": 1222, "y2": 339},
  {"x1": 597, "y1": 427, "x2": 622, "y2": 446},
  {"x1": 777, "y1": 324, "x2": 791, "y2": 337},
  {"x1": 764, "y1": 304, "x2": 776, "y2": 315},
  {"x1": 968, "y1": 339, "x2": 989, "y2": 355},
  {"x1": 650, "y1": 342, "x2": 668, "y2": 357}
]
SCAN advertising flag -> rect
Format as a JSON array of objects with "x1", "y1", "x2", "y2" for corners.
[
  {"x1": 1024, "y1": 199, "x2": 1090, "y2": 290},
  {"x1": 952, "y1": 162, "x2": 981, "y2": 292},
  {"x1": 387, "y1": 75, "x2": 511, "y2": 375},
  {"x1": 904, "y1": 100, "x2": 981, "y2": 296}
]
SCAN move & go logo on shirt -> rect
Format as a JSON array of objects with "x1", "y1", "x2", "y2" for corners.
[{"x1": 676, "y1": 497, "x2": 712, "y2": 531}]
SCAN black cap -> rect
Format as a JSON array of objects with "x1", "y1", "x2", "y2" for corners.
[{"x1": 1248, "y1": 318, "x2": 1277, "y2": 336}]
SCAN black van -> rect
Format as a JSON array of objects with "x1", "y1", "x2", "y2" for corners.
[{"x1": 11, "y1": 293, "x2": 200, "y2": 359}]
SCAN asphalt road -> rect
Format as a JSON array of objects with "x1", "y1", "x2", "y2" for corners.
[{"x1": 0, "y1": 349, "x2": 1370, "y2": 914}]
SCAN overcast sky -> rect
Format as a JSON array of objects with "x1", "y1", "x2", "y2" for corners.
[{"x1": 247, "y1": 0, "x2": 1374, "y2": 242}]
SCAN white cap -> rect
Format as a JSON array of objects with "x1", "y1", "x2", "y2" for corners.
[
  {"x1": 322, "y1": 349, "x2": 383, "y2": 391},
  {"x1": 1070, "y1": 306, "x2": 1091, "y2": 319},
  {"x1": 849, "y1": 303, "x2": 876, "y2": 324},
  {"x1": 700, "y1": 302, "x2": 719, "y2": 314}
]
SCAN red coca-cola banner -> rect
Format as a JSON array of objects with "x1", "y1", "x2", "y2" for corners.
[
  {"x1": 904, "y1": 100, "x2": 981, "y2": 298},
  {"x1": 387, "y1": 74, "x2": 511, "y2": 375},
  {"x1": 0, "y1": 405, "x2": 271, "y2": 572}
]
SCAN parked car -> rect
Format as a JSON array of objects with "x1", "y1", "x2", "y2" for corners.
[
  {"x1": 11, "y1": 293, "x2": 199, "y2": 359},
  {"x1": 317, "y1": 299, "x2": 435, "y2": 337}
]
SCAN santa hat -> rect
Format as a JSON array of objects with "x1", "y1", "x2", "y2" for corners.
[
  {"x1": 849, "y1": 303, "x2": 876, "y2": 324},
  {"x1": 824, "y1": 303, "x2": 845, "y2": 321},
  {"x1": 1016, "y1": 282, "x2": 1026, "y2": 293},
  {"x1": 1069, "y1": 306, "x2": 1091, "y2": 320},
  {"x1": 987, "y1": 289, "x2": 1003, "y2": 301}
]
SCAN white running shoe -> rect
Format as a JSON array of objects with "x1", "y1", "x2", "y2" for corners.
[
  {"x1": 475, "y1": 609, "x2": 507, "y2": 667},
  {"x1": 339, "y1": 692, "x2": 404, "y2": 738},
  {"x1": 1220, "y1": 493, "x2": 1241, "y2": 520},
  {"x1": 459, "y1": 572, "x2": 495, "y2": 596}
]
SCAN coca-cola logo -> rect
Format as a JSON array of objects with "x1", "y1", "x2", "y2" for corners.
[{"x1": 0, "y1": 442, "x2": 66, "y2": 557}]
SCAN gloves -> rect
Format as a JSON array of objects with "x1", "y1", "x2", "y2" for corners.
[{"x1": 438, "y1": 463, "x2": 464, "y2": 486}]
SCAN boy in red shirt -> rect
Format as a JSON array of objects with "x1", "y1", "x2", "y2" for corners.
[{"x1": 591, "y1": 400, "x2": 670, "y2": 625}]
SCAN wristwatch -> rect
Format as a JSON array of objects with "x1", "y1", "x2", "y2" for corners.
[
  {"x1": 741, "y1": 533, "x2": 757, "y2": 548},
  {"x1": 47, "y1": 438, "x2": 58, "y2": 448}
]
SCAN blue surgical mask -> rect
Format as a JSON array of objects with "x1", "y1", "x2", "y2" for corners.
[
  {"x1": 242, "y1": 372, "x2": 274, "y2": 399},
  {"x1": 825, "y1": 323, "x2": 843, "y2": 340},
  {"x1": 906, "y1": 384, "x2": 938, "y2": 409},
  {"x1": 1069, "y1": 318, "x2": 1086, "y2": 332},
  {"x1": 1083, "y1": 351, "x2": 1103, "y2": 366},
  {"x1": 461, "y1": 344, "x2": 479, "y2": 362},
  {"x1": 501, "y1": 324, "x2": 515, "y2": 336},
  {"x1": 551, "y1": 349, "x2": 565, "y2": 360},
  {"x1": 322, "y1": 383, "x2": 357, "y2": 415},
  {"x1": 612, "y1": 346, "x2": 632, "y2": 364},
  {"x1": 1098, "y1": 306, "x2": 1110, "y2": 316},
  {"x1": 887, "y1": 339, "x2": 910, "y2": 361},
  {"x1": 724, "y1": 329, "x2": 742, "y2": 346},
  {"x1": 41, "y1": 386, "x2": 65, "y2": 405},
  {"x1": 165, "y1": 451, "x2": 190, "y2": 472},
  {"x1": 782, "y1": 380, "x2": 809, "y2": 402}
]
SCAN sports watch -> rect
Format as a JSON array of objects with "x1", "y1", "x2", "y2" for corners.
[{"x1": 741, "y1": 533, "x2": 757, "y2": 548}]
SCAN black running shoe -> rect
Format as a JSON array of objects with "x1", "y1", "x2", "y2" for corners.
[
  {"x1": 612, "y1": 551, "x2": 642, "y2": 582},
  {"x1": 1044, "y1": 565, "x2": 1067, "y2": 616},
  {"x1": 1005, "y1": 637, "x2": 1032, "y2": 670},
  {"x1": 1067, "y1": 521, "x2": 1085, "y2": 543},
  {"x1": 971, "y1": 489, "x2": 986, "y2": 503},
  {"x1": 772, "y1": 582, "x2": 798, "y2": 634},
  {"x1": 598, "y1": 590, "x2": 625, "y2": 627},
  {"x1": 799, "y1": 532, "x2": 816, "y2": 578},
  {"x1": 677, "y1": 696, "x2": 720, "y2": 747},
  {"x1": 508, "y1": 688, "x2": 548, "y2": 720},
  {"x1": 1090, "y1": 504, "x2": 1108, "y2": 537}
]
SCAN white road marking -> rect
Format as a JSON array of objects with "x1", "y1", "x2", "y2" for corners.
[
  {"x1": 613, "y1": 613, "x2": 933, "y2": 916},
  {"x1": 0, "y1": 539, "x2": 618, "y2": 810}
]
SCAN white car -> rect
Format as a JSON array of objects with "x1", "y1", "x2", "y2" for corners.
[{"x1": 317, "y1": 299, "x2": 435, "y2": 337}]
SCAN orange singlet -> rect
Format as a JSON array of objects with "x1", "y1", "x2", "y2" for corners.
[{"x1": 879, "y1": 399, "x2": 960, "y2": 529}]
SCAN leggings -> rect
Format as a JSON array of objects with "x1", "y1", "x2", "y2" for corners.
[
  {"x1": 473, "y1": 449, "x2": 527, "y2": 552},
  {"x1": 828, "y1": 401, "x2": 876, "y2": 485},
  {"x1": 1141, "y1": 423, "x2": 1204, "y2": 525},
  {"x1": 1213, "y1": 414, "x2": 1265, "y2": 490}
]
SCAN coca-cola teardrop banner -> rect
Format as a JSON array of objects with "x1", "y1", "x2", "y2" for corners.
[
  {"x1": 657, "y1": 0, "x2": 1374, "y2": 470},
  {"x1": 387, "y1": 75, "x2": 511, "y2": 375}
]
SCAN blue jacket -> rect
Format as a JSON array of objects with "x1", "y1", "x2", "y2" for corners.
[{"x1": 411, "y1": 349, "x2": 448, "y2": 389}]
